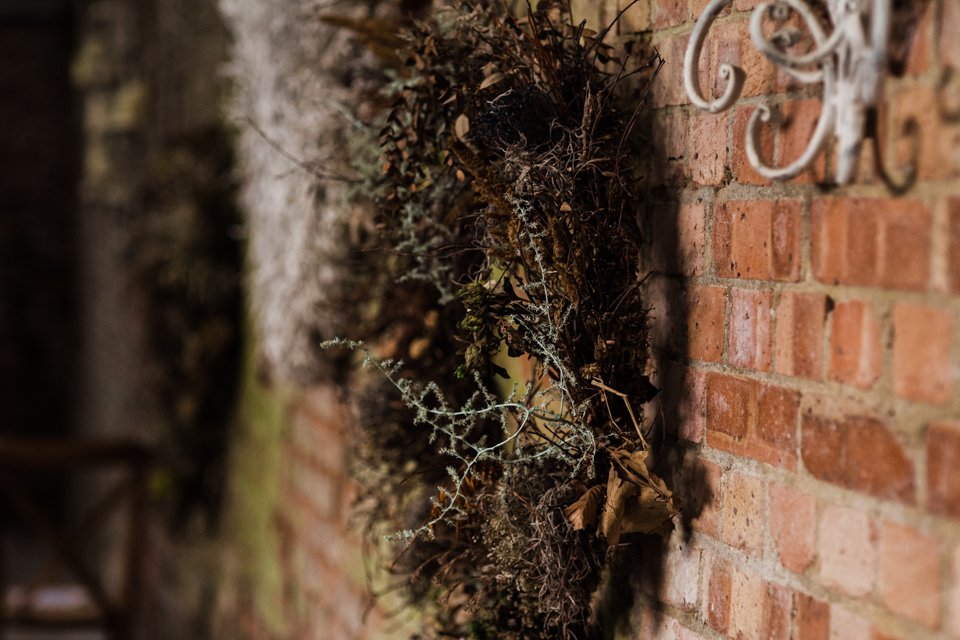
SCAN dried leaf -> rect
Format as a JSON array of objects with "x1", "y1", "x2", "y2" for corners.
[
  {"x1": 621, "y1": 486, "x2": 676, "y2": 535},
  {"x1": 564, "y1": 485, "x2": 603, "y2": 531},
  {"x1": 599, "y1": 466, "x2": 637, "y2": 546},
  {"x1": 559, "y1": 202, "x2": 572, "y2": 212},
  {"x1": 454, "y1": 114, "x2": 470, "y2": 141},
  {"x1": 479, "y1": 72, "x2": 507, "y2": 90},
  {"x1": 611, "y1": 448, "x2": 653, "y2": 485}
]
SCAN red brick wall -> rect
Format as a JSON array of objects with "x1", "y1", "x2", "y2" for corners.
[
  {"x1": 621, "y1": 0, "x2": 960, "y2": 637},
  {"x1": 230, "y1": 1, "x2": 960, "y2": 638}
]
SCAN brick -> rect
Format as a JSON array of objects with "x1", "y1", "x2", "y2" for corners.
[
  {"x1": 943, "y1": 0, "x2": 960, "y2": 68},
  {"x1": 660, "y1": 533, "x2": 702, "y2": 611},
  {"x1": 651, "y1": 33, "x2": 691, "y2": 108},
  {"x1": 762, "y1": 581, "x2": 793, "y2": 640},
  {"x1": 649, "y1": 201, "x2": 707, "y2": 277},
  {"x1": 707, "y1": 372, "x2": 751, "y2": 439},
  {"x1": 948, "y1": 198, "x2": 960, "y2": 294},
  {"x1": 775, "y1": 291, "x2": 827, "y2": 379},
  {"x1": 732, "y1": 105, "x2": 775, "y2": 185},
  {"x1": 714, "y1": 200, "x2": 802, "y2": 281},
  {"x1": 707, "y1": 373, "x2": 799, "y2": 469},
  {"x1": 647, "y1": 276, "x2": 684, "y2": 356},
  {"x1": 651, "y1": 109, "x2": 689, "y2": 186},
  {"x1": 927, "y1": 421, "x2": 960, "y2": 518},
  {"x1": 891, "y1": 84, "x2": 960, "y2": 181},
  {"x1": 653, "y1": 0, "x2": 687, "y2": 28},
  {"x1": 710, "y1": 19, "x2": 776, "y2": 99},
  {"x1": 829, "y1": 606, "x2": 872, "y2": 640},
  {"x1": 811, "y1": 198, "x2": 931, "y2": 290},
  {"x1": 801, "y1": 413, "x2": 914, "y2": 502},
  {"x1": 724, "y1": 567, "x2": 791, "y2": 640},
  {"x1": 952, "y1": 547, "x2": 960, "y2": 638},
  {"x1": 690, "y1": 112, "x2": 727, "y2": 186},
  {"x1": 878, "y1": 521, "x2": 942, "y2": 627},
  {"x1": 686, "y1": 285, "x2": 726, "y2": 362},
  {"x1": 661, "y1": 362, "x2": 706, "y2": 443},
  {"x1": 636, "y1": 608, "x2": 679, "y2": 639},
  {"x1": 769, "y1": 483, "x2": 816, "y2": 574},
  {"x1": 828, "y1": 300, "x2": 881, "y2": 389},
  {"x1": 729, "y1": 288, "x2": 773, "y2": 371},
  {"x1": 893, "y1": 303, "x2": 954, "y2": 405},
  {"x1": 795, "y1": 593, "x2": 830, "y2": 640},
  {"x1": 720, "y1": 471, "x2": 765, "y2": 554},
  {"x1": 706, "y1": 555, "x2": 732, "y2": 633},
  {"x1": 677, "y1": 456, "x2": 722, "y2": 537},
  {"x1": 901, "y1": 4, "x2": 933, "y2": 76},
  {"x1": 779, "y1": 98, "x2": 827, "y2": 184},
  {"x1": 754, "y1": 384, "x2": 799, "y2": 466},
  {"x1": 729, "y1": 567, "x2": 765, "y2": 640},
  {"x1": 818, "y1": 505, "x2": 876, "y2": 598}
]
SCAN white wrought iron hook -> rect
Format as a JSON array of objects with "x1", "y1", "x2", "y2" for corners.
[{"x1": 683, "y1": 0, "x2": 892, "y2": 184}]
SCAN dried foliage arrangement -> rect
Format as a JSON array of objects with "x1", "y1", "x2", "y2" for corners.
[{"x1": 330, "y1": 2, "x2": 671, "y2": 637}]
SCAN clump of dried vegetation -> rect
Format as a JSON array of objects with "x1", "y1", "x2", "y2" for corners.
[{"x1": 328, "y1": 2, "x2": 671, "y2": 637}]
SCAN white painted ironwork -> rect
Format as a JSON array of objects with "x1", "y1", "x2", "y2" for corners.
[{"x1": 683, "y1": 0, "x2": 891, "y2": 183}]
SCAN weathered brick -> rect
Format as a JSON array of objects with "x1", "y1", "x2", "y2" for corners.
[
  {"x1": 927, "y1": 421, "x2": 960, "y2": 519},
  {"x1": 828, "y1": 300, "x2": 881, "y2": 389},
  {"x1": 706, "y1": 555, "x2": 733, "y2": 633},
  {"x1": 651, "y1": 33, "x2": 691, "y2": 108},
  {"x1": 649, "y1": 201, "x2": 707, "y2": 277},
  {"x1": 661, "y1": 362, "x2": 706, "y2": 443},
  {"x1": 707, "y1": 373, "x2": 799, "y2": 469},
  {"x1": 893, "y1": 302, "x2": 955, "y2": 405},
  {"x1": 878, "y1": 521, "x2": 942, "y2": 628},
  {"x1": 710, "y1": 19, "x2": 776, "y2": 99},
  {"x1": 769, "y1": 483, "x2": 816, "y2": 574},
  {"x1": 728, "y1": 567, "x2": 766, "y2": 640},
  {"x1": 902, "y1": 3, "x2": 933, "y2": 76},
  {"x1": 775, "y1": 291, "x2": 827, "y2": 380},
  {"x1": 795, "y1": 592, "x2": 830, "y2": 640},
  {"x1": 690, "y1": 111, "x2": 727, "y2": 186},
  {"x1": 732, "y1": 105, "x2": 775, "y2": 185},
  {"x1": 651, "y1": 108, "x2": 690, "y2": 186},
  {"x1": 818, "y1": 504, "x2": 876, "y2": 598},
  {"x1": 714, "y1": 199, "x2": 802, "y2": 281},
  {"x1": 686, "y1": 285, "x2": 726, "y2": 362},
  {"x1": 829, "y1": 606, "x2": 873, "y2": 640},
  {"x1": 720, "y1": 471, "x2": 765, "y2": 554},
  {"x1": 677, "y1": 456, "x2": 722, "y2": 537},
  {"x1": 951, "y1": 547, "x2": 960, "y2": 638},
  {"x1": 659, "y1": 533, "x2": 702, "y2": 611},
  {"x1": 779, "y1": 98, "x2": 827, "y2": 184},
  {"x1": 811, "y1": 198, "x2": 931, "y2": 290},
  {"x1": 801, "y1": 413, "x2": 914, "y2": 502},
  {"x1": 891, "y1": 84, "x2": 960, "y2": 181},
  {"x1": 707, "y1": 372, "x2": 751, "y2": 439},
  {"x1": 652, "y1": 0, "x2": 687, "y2": 28},
  {"x1": 729, "y1": 288, "x2": 773, "y2": 371},
  {"x1": 948, "y1": 198, "x2": 960, "y2": 294},
  {"x1": 943, "y1": 0, "x2": 960, "y2": 68}
]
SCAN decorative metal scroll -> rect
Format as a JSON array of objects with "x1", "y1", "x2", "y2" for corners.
[{"x1": 684, "y1": 0, "x2": 891, "y2": 184}]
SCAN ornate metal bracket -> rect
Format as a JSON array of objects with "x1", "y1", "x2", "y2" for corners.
[{"x1": 684, "y1": 0, "x2": 891, "y2": 184}]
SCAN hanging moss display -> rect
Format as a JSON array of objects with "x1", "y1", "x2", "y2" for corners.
[{"x1": 329, "y1": 2, "x2": 672, "y2": 637}]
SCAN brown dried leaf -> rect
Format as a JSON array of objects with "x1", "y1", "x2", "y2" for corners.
[
  {"x1": 559, "y1": 202, "x2": 572, "y2": 212},
  {"x1": 454, "y1": 114, "x2": 470, "y2": 141},
  {"x1": 479, "y1": 72, "x2": 506, "y2": 90},
  {"x1": 611, "y1": 448, "x2": 653, "y2": 485},
  {"x1": 621, "y1": 486, "x2": 676, "y2": 535},
  {"x1": 564, "y1": 485, "x2": 603, "y2": 531},
  {"x1": 599, "y1": 466, "x2": 637, "y2": 546}
]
